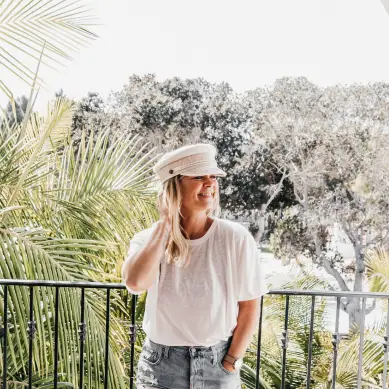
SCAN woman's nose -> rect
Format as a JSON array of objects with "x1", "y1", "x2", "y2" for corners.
[{"x1": 204, "y1": 176, "x2": 214, "y2": 187}]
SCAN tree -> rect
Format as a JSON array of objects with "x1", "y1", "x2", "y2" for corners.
[
  {"x1": 71, "y1": 91, "x2": 108, "y2": 145},
  {"x1": 258, "y1": 77, "x2": 389, "y2": 328},
  {"x1": 3, "y1": 95, "x2": 29, "y2": 126}
]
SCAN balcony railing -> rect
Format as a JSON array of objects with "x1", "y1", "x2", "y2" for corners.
[{"x1": 0, "y1": 280, "x2": 388, "y2": 389}]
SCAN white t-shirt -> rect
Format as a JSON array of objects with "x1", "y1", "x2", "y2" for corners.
[{"x1": 125, "y1": 217, "x2": 268, "y2": 347}]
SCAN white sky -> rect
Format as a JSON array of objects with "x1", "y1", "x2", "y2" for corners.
[{"x1": 2, "y1": 0, "x2": 389, "y2": 111}]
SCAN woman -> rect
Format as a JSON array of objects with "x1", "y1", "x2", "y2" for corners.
[{"x1": 122, "y1": 143, "x2": 267, "y2": 389}]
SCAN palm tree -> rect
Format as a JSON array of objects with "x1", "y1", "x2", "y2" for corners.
[
  {"x1": 0, "y1": 96, "x2": 160, "y2": 387},
  {"x1": 0, "y1": 2, "x2": 164, "y2": 386}
]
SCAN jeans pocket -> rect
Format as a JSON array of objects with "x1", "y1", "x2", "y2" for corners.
[
  {"x1": 218, "y1": 349, "x2": 239, "y2": 376},
  {"x1": 140, "y1": 340, "x2": 163, "y2": 365},
  {"x1": 218, "y1": 360, "x2": 239, "y2": 376}
]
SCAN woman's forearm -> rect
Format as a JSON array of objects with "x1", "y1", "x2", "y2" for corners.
[
  {"x1": 122, "y1": 220, "x2": 170, "y2": 291},
  {"x1": 226, "y1": 298, "x2": 261, "y2": 359}
]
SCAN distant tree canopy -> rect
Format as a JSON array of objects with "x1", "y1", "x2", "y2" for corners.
[
  {"x1": 118, "y1": 76, "x2": 297, "y2": 214},
  {"x1": 2, "y1": 95, "x2": 29, "y2": 128},
  {"x1": 72, "y1": 76, "x2": 296, "y2": 219}
]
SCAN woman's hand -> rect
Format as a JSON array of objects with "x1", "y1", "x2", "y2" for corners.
[{"x1": 222, "y1": 360, "x2": 236, "y2": 373}]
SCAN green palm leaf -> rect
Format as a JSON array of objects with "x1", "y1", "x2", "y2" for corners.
[
  {"x1": 0, "y1": 0, "x2": 98, "y2": 88},
  {"x1": 366, "y1": 246, "x2": 389, "y2": 294}
]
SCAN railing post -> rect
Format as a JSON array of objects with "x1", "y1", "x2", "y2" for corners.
[
  {"x1": 255, "y1": 295, "x2": 264, "y2": 389},
  {"x1": 78, "y1": 288, "x2": 86, "y2": 389},
  {"x1": 280, "y1": 295, "x2": 290, "y2": 389},
  {"x1": 129, "y1": 294, "x2": 137, "y2": 389},
  {"x1": 27, "y1": 286, "x2": 36, "y2": 389},
  {"x1": 104, "y1": 289, "x2": 111, "y2": 389},
  {"x1": 382, "y1": 300, "x2": 389, "y2": 389},
  {"x1": 331, "y1": 297, "x2": 341, "y2": 389},
  {"x1": 306, "y1": 296, "x2": 315, "y2": 389},
  {"x1": 54, "y1": 287, "x2": 60, "y2": 389},
  {"x1": 357, "y1": 298, "x2": 366, "y2": 389},
  {"x1": 2, "y1": 285, "x2": 8, "y2": 389}
]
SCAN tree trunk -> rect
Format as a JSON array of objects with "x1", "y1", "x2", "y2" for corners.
[
  {"x1": 251, "y1": 206, "x2": 266, "y2": 246},
  {"x1": 347, "y1": 243, "x2": 365, "y2": 332},
  {"x1": 345, "y1": 297, "x2": 363, "y2": 332},
  {"x1": 353, "y1": 244, "x2": 365, "y2": 292}
]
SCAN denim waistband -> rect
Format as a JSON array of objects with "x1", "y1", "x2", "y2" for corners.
[{"x1": 146, "y1": 336, "x2": 233, "y2": 364}]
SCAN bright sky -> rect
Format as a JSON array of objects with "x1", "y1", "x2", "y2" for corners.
[{"x1": 3, "y1": 0, "x2": 389, "y2": 111}]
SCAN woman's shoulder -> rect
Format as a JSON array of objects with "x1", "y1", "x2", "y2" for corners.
[{"x1": 215, "y1": 218, "x2": 252, "y2": 239}]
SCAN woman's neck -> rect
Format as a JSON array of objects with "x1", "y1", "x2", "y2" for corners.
[{"x1": 180, "y1": 214, "x2": 213, "y2": 240}]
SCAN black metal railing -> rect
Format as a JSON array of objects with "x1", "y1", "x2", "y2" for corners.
[
  {"x1": 265, "y1": 290, "x2": 389, "y2": 389},
  {"x1": 0, "y1": 280, "x2": 131, "y2": 389},
  {"x1": 0, "y1": 280, "x2": 388, "y2": 389}
]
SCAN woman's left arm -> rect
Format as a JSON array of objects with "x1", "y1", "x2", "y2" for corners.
[{"x1": 223, "y1": 298, "x2": 261, "y2": 372}]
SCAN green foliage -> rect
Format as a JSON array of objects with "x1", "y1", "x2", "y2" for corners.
[
  {"x1": 366, "y1": 247, "x2": 389, "y2": 294},
  {"x1": 0, "y1": 96, "x2": 159, "y2": 388},
  {"x1": 269, "y1": 209, "x2": 331, "y2": 266}
]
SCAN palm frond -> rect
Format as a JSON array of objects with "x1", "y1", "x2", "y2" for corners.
[
  {"x1": 366, "y1": 246, "x2": 389, "y2": 293},
  {"x1": 0, "y1": 0, "x2": 98, "y2": 88},
  {"x1": 2, "y1": 96, "x2": 74, "y2": 216}
]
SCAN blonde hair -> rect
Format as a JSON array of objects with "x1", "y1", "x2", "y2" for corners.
[{"x1": 157, "y1": 175, "x2": 221, "y2": 268}]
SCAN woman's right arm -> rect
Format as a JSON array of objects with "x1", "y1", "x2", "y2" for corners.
[{"x1": 122, "y1": 219, "x2": 170, "y2": 293}]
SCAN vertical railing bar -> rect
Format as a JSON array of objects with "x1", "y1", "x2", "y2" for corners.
[
  {"x1": 306, "y1": 296, "x2": 316, "y2": 389},
  {"x1": 357, "y1": 298, "x2": 366, "y2": 389},
  {"x1": 104, "y1": 289, "x2": 111, "y2": 389},
  {"x1": 331, "y1": 296, "x2": 341, "y2": 389},
  {"x1": 255, "y1": 295, "x2": 264, "y2": 389},
  {"x1": 2, "y1": 285, "x2": 8, "y2": 389},
  {"x1": 129, "y1": 293, "x2": 137, "y2": 389},
  {"x1": 280, "y1": 295, "x2": 290, "y2": 389},
  {"x1": 28, "y1": 286, "x2": 35, "y2": 389},
  {"x1": 79, "y1": 288, "x2": 86, "y2": 389},
  {"x1": 54, "y1": 287, "x2": 60, "y2": 389},
  {"x1": 382, "y1": 299, "x2": 389, "y2": 389}
]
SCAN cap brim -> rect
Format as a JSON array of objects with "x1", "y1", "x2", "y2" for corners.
[{"x1": 179, "y1": 166, "x2": 227, "y2": 177}]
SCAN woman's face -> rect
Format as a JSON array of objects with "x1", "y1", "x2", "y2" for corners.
[{"x1": 178, "y1": 175, "x2": 218, "y2": 213}]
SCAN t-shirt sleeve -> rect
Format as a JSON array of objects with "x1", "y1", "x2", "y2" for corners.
[
  {"x1": 237, "y1": 232, "x2": 268, "y2": 301},
  {"x1": 122, "y1": 227, "x2": 154, "y2": 296},
  {"x1": 127, "y1": 229, "x2": 150, "y2": 257}
]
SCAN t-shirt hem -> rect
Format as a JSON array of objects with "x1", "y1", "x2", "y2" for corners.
[{"x1": 238, "y1": 289, "x2": 269, "y2": 302}]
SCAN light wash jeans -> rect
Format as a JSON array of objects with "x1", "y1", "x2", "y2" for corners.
[{"x1": 136, "y1": 336, "x2": 241, "y2": 389}]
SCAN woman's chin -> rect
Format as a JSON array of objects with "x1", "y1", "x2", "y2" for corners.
[
  {"x1": 197, "y1": 198, "x2": 214, "y2": 207},
  {"x1": 193, "y1": 202, "x2": 213, "y2": 212}
]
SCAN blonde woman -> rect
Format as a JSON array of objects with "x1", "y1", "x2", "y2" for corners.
[{"x1": 122, "y1": 144, "x2": 267, "y2": 389}]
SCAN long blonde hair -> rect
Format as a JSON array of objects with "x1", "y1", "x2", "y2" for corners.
[{"x1": 158, "y1": 175, "x2": 221, "y2": 268}]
